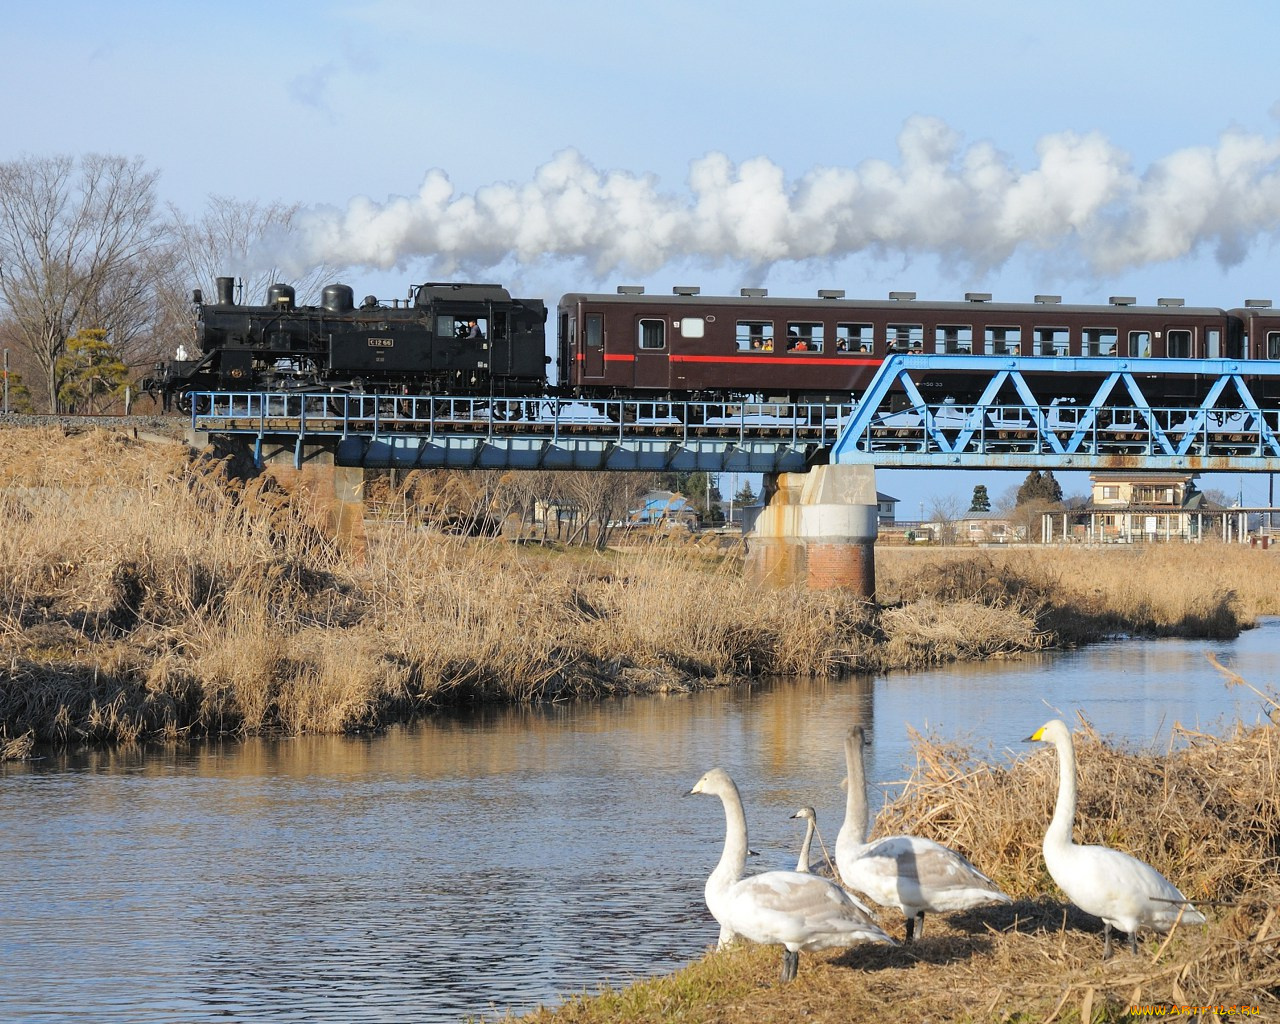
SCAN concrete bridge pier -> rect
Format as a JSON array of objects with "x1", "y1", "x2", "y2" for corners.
[
  {"x1": 743, "y1": 463, "x2": 878, "y2": 598},
  {"x1": 191, "y1": 431, "x2": 367, "y2": 561}
]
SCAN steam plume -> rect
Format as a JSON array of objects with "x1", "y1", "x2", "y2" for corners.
[{"x1": 263, "y1": 115, "x2": 1280, "y2": 283}]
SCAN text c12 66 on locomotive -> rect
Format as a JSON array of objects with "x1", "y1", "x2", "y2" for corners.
[{"x1": 145, "y1": 276, "x2": 549, "y2": 412}]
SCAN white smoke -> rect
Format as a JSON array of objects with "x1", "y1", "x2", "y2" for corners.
[{"x1": 261, "y1": 115, "x2": 1280, "y2": 284}]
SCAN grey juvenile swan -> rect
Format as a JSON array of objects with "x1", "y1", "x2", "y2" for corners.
[
  {"x1": 1027, "y1": 719, "x2": 1206, "y2": 958},
  {"x1": 836, "y1": 725, "x2": 1011, "y2": 942},
  {"x1": 689, "y1": 767, "x2": 894, "y2": 982}
]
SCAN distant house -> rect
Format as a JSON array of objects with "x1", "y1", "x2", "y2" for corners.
[
  {"x1": 626, "y1": 491, "x2": 699, "y2": 528},
  {"x1": 1041, "y1": 472, "x2": 1245, "y2": 543},
  {"x1": 876, "y1": 492, "x2": 899, "y2": 524},
  {"x1": 956, "y1": 511, "x2": 1015, "y2": 544},
  {"x1": 1083, "y1": 472, "x2": 1218, "y2": 542}
]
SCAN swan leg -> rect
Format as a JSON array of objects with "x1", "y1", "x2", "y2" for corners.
[
  {"x1": 1102, "y1": 922, "x2": 1113, "y2": 960},
  {"x1": 915, "y1": 910, "x2": 926, "y2": 940},
  {"x1": 904, "y1": 913, "x2": 921, "y2": 944},
  {"x1": 780, "y1": 949, "x2": 799, "y2": 983},
  {"x1": 1128, "y1": 930, "x2": 1139, "y2": 955}
]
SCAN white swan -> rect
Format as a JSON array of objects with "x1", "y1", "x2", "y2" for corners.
[
  {"x1": 790, "y1": 806, "x2": 825, "y2": 873},
  {"x1": 1027, "y1": 718, "x2": 1207, "y2": 958},
  {"x1": 689, "y1": 768, "x2": 895, "y2": 982},
  {"x1": 836, "y1": 725, "x2": 1011, "y2": 942}
]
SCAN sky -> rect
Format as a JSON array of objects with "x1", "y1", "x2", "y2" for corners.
[{"x1": 5, "y1": 0, "x2": 1280, "y2": 510}]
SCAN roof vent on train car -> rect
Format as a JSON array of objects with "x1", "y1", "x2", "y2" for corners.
[
  {"x1": 740, "y1": 288, "x2": 768, "y2": 298},
  {"x1": 1035, "y1": 294, "x2": 1061, "y2": 304},
  {"x1": 965, "y1": 292, "x2": 992, "y2": 302},
  {"x1": 1245, "y1": 298, "x2": 1273, "y2": 308},
  {"x1": 889, "y1": 291, "x2": 916, "y2": 301},
  {"x1": 1109, "y1": 296, "x2": 1137, "y2": 306},
  {"x1": 617, "y1": 285, "x2": 645, "y2": 295},
  {"x1": 673, "y1": 285, "x2": 701, "y2": 296},
  {"x1": 1157, "y1": 297, "x2": 1185, "y2": 307},
  {"x1": 818, "y1": 289, "x2": 845, "y2": 299}
]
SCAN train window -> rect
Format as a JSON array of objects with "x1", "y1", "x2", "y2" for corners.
[
  {"x1": 1206, "y1": 327, "x2": 1221, "y2": 358},
  {"x1": 1129, "y1": 330, "x2": 1152, "y2": 357},
  {"x1": 1267, "y1": 332, "x2": 1280, "y2": 359},
  {"x1": 1167, "y1": 329, "x2": 1192, "y2": 358},
  {"x1": 1035, "y1": 327, "x2": 1069, "y2": 357},
  {"x1": 887, "y1": 323, "x2": 923, "y2": 352},
  {"x1": 935, "y1": 324, "x2": 973, "y2": 355},
  {"x1": 986, "y1": 325, "x2": 1021, "y2": 355},
  {"x1": 638, "y1": 319, "x2": 666, "y2": 350},
  {"x1": 836, "y1": 323, "x2": 873, "y2": 353},
  {"x1": 1084, "y1": 328, "x2": 1117, "y2": 357},
  {"x1": 436, "y1": 314, "x2": 488, "y2": 340},
  {"x1": 679, "y1": 317, "x2": 705, "y2": 339},
  {"x1": 736, "y1": 320, "x2": 774, "y2": 351},
  {"x1": 585, "y1": 314, "x2": 603, "y2": 348},
  {"x1": 787, "y1": 321, "x2": 823, "y2": 352}
]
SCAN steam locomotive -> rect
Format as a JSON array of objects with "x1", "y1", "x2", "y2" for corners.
[
  {"x1": 146, "y1": 276, "x2": 549, "y2": 412},
  {"x1": 144, "y1": 276, "x2": 1280, "y2": 412}
]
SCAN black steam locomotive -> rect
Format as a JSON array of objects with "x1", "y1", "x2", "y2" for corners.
[{"x1": 146, "y1": 276, "x2": 548, "y2": 412}]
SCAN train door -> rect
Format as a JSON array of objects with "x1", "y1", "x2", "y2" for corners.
[
  {"x1": 581, "y1": 310, "x2": 605, "y2": 379},
  {"x1": 633, "y1": 315, "x2": 669, "y2": 390}
]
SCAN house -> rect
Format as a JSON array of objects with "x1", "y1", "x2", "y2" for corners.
[
  {"x1": 876, "y1": 491, "x2": 899, "y2": 525},
  {"x1": 625, "y1": 491, "x2": 699, "y2": 528},
  {"x1": 1085, "y1": 472, "x2": 1217, "y2": 542},
  {"x1": 956, "y1": 511, "x2": 1015, "y2": 544}
]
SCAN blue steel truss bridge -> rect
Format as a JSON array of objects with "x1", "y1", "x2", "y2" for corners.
[{"x1": 190, "y1": 354, "x2": 1280, "y2": 474}]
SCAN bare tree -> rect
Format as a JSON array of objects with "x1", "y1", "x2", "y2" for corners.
[
  {"x1": 926, "y1": 492, "x2": 967, "y2": 546},
  {"x1": 0, "y1": 154, "x2": 164, "y2": 411},
  {"x1": 153, "y1": 195, "x2": 342, "y2": 356},
  {"x1": 559, "y1": 471, "x2": 649, "y2": 549}
]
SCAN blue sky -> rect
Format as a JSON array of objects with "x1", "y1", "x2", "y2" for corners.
[{"x1": 6, "y1": 0, "x2": 1280, "y2": 509}]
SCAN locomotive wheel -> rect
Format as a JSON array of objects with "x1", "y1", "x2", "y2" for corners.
[{"x1": 176, "y1": 391, "x2": 210, "y2": 416}]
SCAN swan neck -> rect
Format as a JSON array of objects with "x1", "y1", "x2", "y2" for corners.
[
  {"x1": 842, "y1": 738, "x2": 869, "y2": 846},
  {"x1": 715, "y1": 784, "x2": 749, "y2": 881},
  {"x1": 1047, "y1": 732, "x2": 1078, "y2": 847},
  {"x1": 797, "y1": 819, "x2": 814, "y2": 870}
]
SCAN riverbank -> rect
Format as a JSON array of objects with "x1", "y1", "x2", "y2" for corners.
[
  {"x1": 509, "y1": 720, "x2": 1280, "y2": 1023},
  {"x1": 1, "y1": 424, "x2": 1275, "y2": 748}
]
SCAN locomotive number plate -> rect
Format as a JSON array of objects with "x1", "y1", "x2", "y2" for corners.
[{"x1": 367, "y1": 337, "x2": 395, "y2": 348}]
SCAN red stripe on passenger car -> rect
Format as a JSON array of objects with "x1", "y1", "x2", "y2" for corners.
[{"x1": 670, "y1": 355, "x2": 880, "y2": 366}]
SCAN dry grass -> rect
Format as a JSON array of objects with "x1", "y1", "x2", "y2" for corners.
[
  {"x1": 0, "y1": 426, "x2": 1261, "y2": 744},
  {"x1": 506, "y1": 719, "x2": 1280, "y2": 1024},
  {"x1": 878, "y1": 544, "x2": 1274, "y2": 641}
]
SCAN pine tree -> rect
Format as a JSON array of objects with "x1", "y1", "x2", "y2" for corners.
[
  {"x1": 1016, "y1": 469, "x2": 1064, "y2": 506},
  {"x1": 969, "y1": 484, "x2": 991, "y2": 512}
]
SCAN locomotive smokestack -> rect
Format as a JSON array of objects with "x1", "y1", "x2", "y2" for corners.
[{"x1": 216, "y1": 277, "x2": 236, "y2": 306}]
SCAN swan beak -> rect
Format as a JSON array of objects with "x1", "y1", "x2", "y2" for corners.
[{"x1": 1025, "y1": 726, "x2": 1047, "y2": 742}]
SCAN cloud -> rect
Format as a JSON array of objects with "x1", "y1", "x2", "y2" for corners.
[{"x1": 257, "y1": 115, "x2": 1280, "y2": 285}]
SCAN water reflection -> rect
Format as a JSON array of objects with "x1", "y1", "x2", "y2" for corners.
[{"x1": 1, "y1": 622, "x2": 1274, "y2": 1023}]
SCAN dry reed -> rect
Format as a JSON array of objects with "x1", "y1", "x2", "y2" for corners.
[{"x1": 0, "y1": 426, "x2": 1260, "y2": 744}]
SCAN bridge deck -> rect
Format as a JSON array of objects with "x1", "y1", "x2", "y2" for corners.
[{"x1": 190, "y1": 353, "x2": 1280, "y2": 472}]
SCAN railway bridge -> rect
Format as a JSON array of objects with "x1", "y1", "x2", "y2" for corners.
[{"x1": 190, "y1": 354, "x2": 1280, "y2": 598}]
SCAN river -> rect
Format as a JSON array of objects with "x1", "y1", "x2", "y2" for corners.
[{"x1": 2, "y1": 621, "x2": 1276, "y2": 1023}]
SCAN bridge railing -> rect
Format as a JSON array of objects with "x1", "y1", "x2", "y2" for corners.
[{"x1": 190, "y1": 392, "x2": 855, "y2": 446}]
